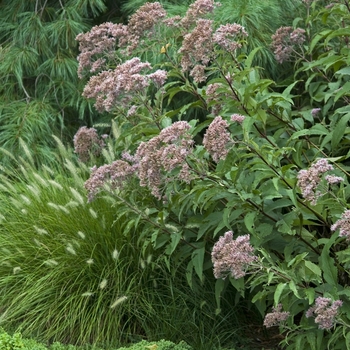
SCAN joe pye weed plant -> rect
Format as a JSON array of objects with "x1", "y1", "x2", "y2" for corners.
[{"x1": 74, "y1": 0, "x2": 350, "y2": 348}]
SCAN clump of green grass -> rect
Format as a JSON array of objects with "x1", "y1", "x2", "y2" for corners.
[{"x1": 0, "y1": 139, "x2": 244, "y2": 349}]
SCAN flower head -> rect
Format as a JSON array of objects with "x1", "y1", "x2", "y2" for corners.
[
  {"x1": 213, "y1": 23, "x2": 248, "y2": 52},
  {"x1": 263, "y1": 304, "x2": 290, "y2": 328},
  {"x1": 297, "y1": 158, "x2": 336, "y2": 205},
  {"x1": 84, "y1": 160, "x2": 137, "y2": 201},
  {"x1": 180, "y1": 0, "x2": 221, "y2": 29},
  {"x1": 203, "y1": 116, "x2": 233, "y2": 162},
  {"x1": 271, "y1": 26, "x2": 306, "y2": 63},
  {"x1": 331, "y1": 209, "x2": 350, "y2": 240},
  {"x1": 76, "y1": 22, "x2": 129, "y2": 78},
  {"x1": 126, "y1": 2, "x2": 167, "y2": 54},
  {"x1": 306, "y1": 297, "x2": 342, "y2": 330},
  {"x1": 230, "y1": 114, "x2": 245, "y2": 123},
  {"x1": 73, "y1": 127, "x2": 106, "y2": 162},
  {"x1": 178, "y1": 19, "x2": 214, "y2": 80},
  {"x1": 211, "y1": 231, "x2": 257, "y2": 279},
  {"x1": 82, "y1": 58, "x2": 167, "y2": 112},
  {"x1": 135, "y1": 121, "x2": 194, "y2": 199}
]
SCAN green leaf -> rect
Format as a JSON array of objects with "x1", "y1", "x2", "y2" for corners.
[
  {"x1": 165, "y1": 232, "x2": 182, "y2": 255},
  {"x1": 305, "y1": 288, "x2": 315, "y2": 304},
  {"x1": 318, "y1": 234, "x2": 338, "y2": 285},
  {"x1": 331, "y1": 113, "x2": 350, "y2": 149},
  {"x1": 192, "y1": 245, "x2": 206, "y2": 282},
  {"x1": 244, "y1": 212, "x2": 256, "y2": 233},
  {"x1": 289, "y1": 280, "x2": 301, "y2": 298},
  {"x1": 214, "y1": 278, "x2": 226, "y2": 312},
  {"x1": 274, "y1": 282, "x2": 287, "y2": 306},
  {"x1": 245, "y1": 46, "x2": 262, "y2": 69},
  {"x1": 304, "y1": 260, "x2": 322, "y2": 277}
]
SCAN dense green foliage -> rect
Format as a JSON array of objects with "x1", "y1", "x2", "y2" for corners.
[
  {"x1": 0, "y1": 0, "x2": 109, "y2": 165},
  {"x1": 0, "y1": 328, "x2": 193, "y2": 350}
]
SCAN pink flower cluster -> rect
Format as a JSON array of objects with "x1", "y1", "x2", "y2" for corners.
[
  {"x1": 126, "y1": 2, "x2": 167, "y2": 54},
  {"x1": 135, "y1": 121, "x2": 194, "y2": 199},
  {"x1": 211, "y1": 231, "x2": 257, "y2": 279},
  {"x1": 76, "y1": 22, "x2": 129, "y2": 78},
  {"x1": 203, "y1": 116, "x2": 233, "y2": 162},
  {"x1": 230, "y1": 114, "x2": 245, "y2": 123},
  {"x1": 306, "y1": 297, "x2": 343, "y2": 330},
  {"x1": 85, "y1": 160, "x2": 137, "y2": 202},
  {"x1": 213, "y1": 23, "x2": 248, "y2": 52},
  {"x1": 271, "y1": 26, "x2": 306, "y2": 63},
  {"x1": 178, "y1": 17, "x2": 248, "y2": 82},
  {"x1": 297, "y1": 158, "x2": 343, "y2": 205},
  {"x1": 263, "y1": 304, "x2": 290, "y2": 328},
  {"x1": 179, "y1": 0, "x2": 221, "y2": 29},
  {"x1": 331, "y1": 209, "x2": 350, "y2": 240},
  {"x1": 76, "y1": 2, "x2": 167, "y2": 76},
  {"x1": 82, "y1": 57, "x2": 167, "y2": 112},
  {"x1": 179, "y1": 19, "x2": 214, "y2": 82},
  {"x1": 73, "y1": 126, "x2": 106, "y2": 162}
]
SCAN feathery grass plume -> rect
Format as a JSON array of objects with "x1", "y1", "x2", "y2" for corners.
[
  {"x1": 99, "y1": 278, "x2": 108, "y2": 289},
  {"x1": 110, "y1": 295, "x2": 128, "y2": 309},
  {"x1": 66, "y1": 243, "x2": 77, "y2": 255},
  {"x1": 47, "y1": 202, "x2": 61, "y2": 211},
  {"x1": 69, "y1": 187, "x2": 85, "y2": 205},
  {"x1": 18, "y1": 137, "x2": 35, "y2": 166},
  {"x1": 66, "y1": 200, "x2": 80, "y2": 208},
  {"x1": 33, "y1": 172, "x2": 49, "y2": 187},
  {"x1": 19, "y1": 194, "x2": 31, "y2": 205},
  {"x1": 112, "y1": 249, "x2": 119, "y2": 260},
  {"x1": 33, "y1": 226, "x2": 49, "y2": 235},
  {"x1": 64, "y1": 159, "x2": 86, "y2": 187},
  {"x1": 77, "y1": 231, "x2": 86, "y2": 239},
  {"x1": 26, "y1": 184, "x2": 41, "y2": 199},
  {"x1": 89, "y1": 208, "x2": 98, "y2": 218},
  {"x1": 47, "y1": 180, "x2": 64, "y2": 190},
  {"x1": 58, "y1": 205, "x2": 70, "y2": 214},
  {"x1": 44, "y1": 259, "x2": 59, "y2": 267}
]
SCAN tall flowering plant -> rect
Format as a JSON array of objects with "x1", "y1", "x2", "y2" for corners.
[{"x1": 76, "y1": 1, "x2": 350, "y2": 348}]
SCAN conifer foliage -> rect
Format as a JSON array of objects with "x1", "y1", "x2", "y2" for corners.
[{"x1": 0, "y1": 0, "x2": 107, "y2": 165}]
